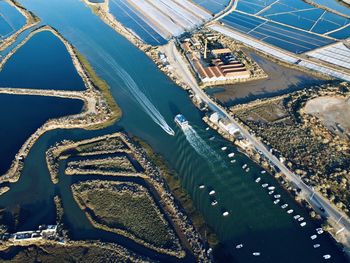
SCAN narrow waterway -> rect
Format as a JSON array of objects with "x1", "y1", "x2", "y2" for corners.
[{"x1": 0, "y1": 0, "x2": 347, "y2": 261}]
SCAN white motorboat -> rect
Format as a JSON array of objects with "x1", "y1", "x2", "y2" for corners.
[
  {"x1": 281, "y1": 204, "x2": 288, "y2": 209},
  {"x1": 316, "y1": 228, "x2": 324, "y2": 235},
  {"x1": 223, "y1": 211, "x2": 229, "y2": 216},
  {"x1": 252, "y1": 252, "x2": 261, "y2": 256},
  {"x1": 255, "y1": 177, "x2": 261, "y2": 183},
  {"x1": 262, "y1": 183, "x2": 268, "y2": 188},
  {"x1": 310, "y1": 235, "x2": 317, "y2": 240},
  {"x1": 313, "y1": 244, "x2": 320, "y2": 248},
  {"x1": 199, "y1": 185, "x2": 205, "y2": 189},
  {"x1": 268, "y1": 190, "x2": 274, "y2": 195},
  {"x1": 298, "y1": 217, "x2": 304, "y2": 222},
  {"x1": 274, "y1": 194, "x2": 281, "y2": 199},
  {"x1": 209, "y1": 190, "x2": 215, "y2": 195},
  {"x1": 300, "y1": 222, "x2": 307, "y2": 227},
  {"x1": 294, "y1": 215, "x2": 300, "y2": 220},
  {"x1": 323, "y1": 254, "x2": 331, "y2": 260},
  {"x1": 228, "y1": 152, "x2": 235, "y2": 158},
  {"x1": 242, "y1": 164, "x2": 248, "y2": 169},
  {"x1": 287, "y1": 209, "x2": 294, "y2": 214},
  {"x1": 274, "y1": 199, "x2": 280, "y2": 204},
  {"x1": 221, "y1": 146, "x2": 227, "y2": 151},
  {"x1": 235, "y1": 244, "x2": 243, "y2": 249},
  {"x1": 268, "y1": 186, "x2": 275, "y2": 190},
  {"x1": 261, "y1": 170, "x2": 266, "y2": 174},
  {"x1": 211, "y1": 200, "x2": 218, "y2": 206}
]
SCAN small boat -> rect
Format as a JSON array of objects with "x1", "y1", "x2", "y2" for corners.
[
  {"x1": 268, "y1": 186, "x2": 275, "y2": 190},
  {"x1": 206, "y1": 127, "x2": 210, "y2": 131},
  {"x1": 221, "y1": 147, "x2": 227, "y2": 151},
  {"x1": 228, "y1": 152, "x2": 235, "y2": 158},
  {"x1": 211, "y1": 200, "x2": 218, "y2": 206},
  {"x1": 294, "y1": 215, "x2": 300, "y2": 220},
  {"x1": 316, "y1": 228, "x2": 324, "y2": 234},
  {"x1": 252, "y1": 252, "x2": 261, "y2": 256},
  {"x1": 274, "y1": 194, "x2": 281, "y2": 199},
  {"x1": 300, "y1": 222, "x2": 307, "y2": 227},
  {"x1": 310, "y1": 235, "x2": 317, "y2": 240},
  {"x1": 313, "y1": 244, "x2": 320, "y2": 248},
  {"x1": 261, "y1": 170, "x2": 266, "y2": 174},
  {"x1": 174, "y1": 114, "x2": 189, "y2": 129},
  {"x1": 199, "y1": 185, "x2": 205, "y2": 189},
  {"x1": 245, "y1": 168, "x2": 250, "y2": 172},
  {"x1": 274, "y1": 199, "x2": 280, "y2": 204},
  {"x1": 298, "y1": 217, "x2": 304, "y2": 222},
  {"x1": 223, "y1": 211, "x2": 229, "y2": 216},
  {"x1": 323, "y1": 254, "x2": 331, "y2": 260},
  {"x1": 230, "y1": 159, "x2": 236, "y2": 163},
  {"x1": 242, "y1": 164, "x2": 248, "y2": 169},
  {"x1": 262, "y1": 183, "x2": 268, "y2": 188},
  {"x1": 268, "y1": 190, "x2": 274, "y2": 195},
  {"x1": 209, "y1": 190, "x2": 215, "y2": 195},
  {"x1": 255, "y1": 177, "x2": 261, "y2": 183},
  {"x1": 209, "y1": 136, "x2": 215, "y2": 141},
  {"x1": 235, "y1": 243, "x2": 243, "y2": 249},
  {"x1": 281, "y1": 204, "x2": 288, "y2": 209},
  {"x1": 287, "y1": 209, "x2": 294, "y2": 214}
]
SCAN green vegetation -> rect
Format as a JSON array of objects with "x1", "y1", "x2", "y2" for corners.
[
  {"x1": 133, "y1": 137, "x2": 219, "y2": 246},
  {"x1": 0, "y1": 243, "x2": 139, "y2": 263},
  {"x1": 72, "y1": 181, "x2": 177, "y2": 249},
  {"x1": 75, "y1": 136, "x2": 127, "y2": 154},
  {"x1": 76, "y1": 51, "x2": 122, "y2": 129},
  {"x1": 232, "y1": 83, "x2": 350, "y2": 214}
]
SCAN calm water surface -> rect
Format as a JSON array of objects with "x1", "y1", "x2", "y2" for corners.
[{"x1": 0, "y1": 0, "x2": 347, "y2": 261}]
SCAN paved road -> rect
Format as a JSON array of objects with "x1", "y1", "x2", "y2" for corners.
[{"x1": 168, "y1": 42, "x2": 350, "y2": 248}]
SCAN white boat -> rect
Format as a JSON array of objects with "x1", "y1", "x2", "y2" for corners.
[
  {"x1": 252, "y1": 252, "x2": 261, "y2": 256},
  {"x1": 262, "y1": 183, "x2": 268, "y2": 188},
  {"x1": 274, "y1": 194, "x2": 281, "y2": 199},
  {"x1": 323, "y1": 254, "x2": 331, "y2": 260},
  {"x1": 294, "y1": 215, "x2": 300, "y2": 220},
  {"x1": 228, "y1": 152, "x2": 235, "y2": 158},
  {"x1": 242, "y1": 164, "x2": 248, "y2": 169},
  {"x1": 274, "y1": 199, "x2": 280, "y2": 204},
  {"x1": 211, "y1": 200, "x2": 218, "y2": 206},
  {"x1": 223, "y1": 211, "x2": 229, "y2": 216},
  {"x1": 310, "y1": 235, "x2": 317, "y2": 240},
  {"x1": 298, "y1": 217, "x2": 304, "y2": 222},
  {"x1": 255, "y1": 177, "x2": 261, "y2": 183},
  {"x1": 300, "y1": 222, "x2": 307, "y2": 227},
  {"x1": 287, "y1": 209, "x2": 294, "y2": 214},
  {"x1": 209, "y1": 136, "x2": 215, "y2": 141},
  {"x1": 261, "y1": 170, "x2": 266, "y2": 174},
  {"x1": 174, "y1": 114, "x2": 189, "y2": 129},
  {"x1": 281, "y1": 204, "x2": 288, "y2": 209},
  {"x1": 199, "y1": 185, "x2": 205, "y2": 189},
  {"x1": 316, "y1": 228, "x2": 324, "y2": 234},
  {"x1": 313, "y1": 244, "x2": 320, "y2": 248},
  {"x1": 209, "y1": 190, "x2": 215, "y2": 195},
  {"x1": 268, "y1": 190, "x2": 274, "y2": 195},
  {"x1": 221, "y1": 147, "x2": 227, "y2": 151},
  {"x1": 268, "y1": 186, "x2": 275, "y2": 190},
  {"x1": 230, "y1": 160, "x2": 236, "y2": 163},
  {"x1": 206, "y1": 127, "x2": 210, "y2": 131},
  {"x1": 245, "y1": 168, "x2": 250, "y2": 172},
  {"x1": 236, "y1": 244, "x2": 243, "y2": 249}
]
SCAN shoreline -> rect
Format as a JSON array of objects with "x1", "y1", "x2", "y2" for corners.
[
  {"x1": 0, "y1": 25, "x2": 121, "y2": 184},
  {"x1": 45, "y1": 132, "x2": 211, "y2": 261},
  {"x1": 0, "y1": 0, "x2": 40, "y2": 51}
]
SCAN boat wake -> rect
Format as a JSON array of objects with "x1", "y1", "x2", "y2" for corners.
[
  {"x1": 182, "y1": 125, "x2": 226, "y2": 168},
  {"x1": 70, "y1": 30, "x2": 174, "y2": 136}
]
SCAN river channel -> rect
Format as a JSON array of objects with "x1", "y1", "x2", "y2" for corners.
[{"x1": 0, "y1": 0, "x2": 347, "y2": 261}]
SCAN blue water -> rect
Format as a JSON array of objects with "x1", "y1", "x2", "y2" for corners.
[
  {"x1": 0, "y1": 1, "x2": 26, "y2": 38},
  {"x1": 235, "y1": 0, "x2": 350, "y2": 39},
  {"x1": 191, "y1": 0, "x2": 230, "y2": 14},
  {"x1": 108, "y1": 0, "x2": 167, "y2": 45},
  {"x1": 221, "y1": 12, "x2": 334, "y2": 53},
  {"x1": 310, "y1": 0, "x2": 350, "y2": 17},
  {"x1": 0, "y1": 0, "x2": 347, "y2": 261},
  {"x1": 0, "y1": 31, "x2": 86, "y2": 90},
  {"x1": 0, "y1": 94, "x2": 83, "y2": 175}
]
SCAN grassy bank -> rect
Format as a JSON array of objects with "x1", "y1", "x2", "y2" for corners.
[
  {"x1": 133, "y1": 137, "x2": 219, "y2": 247},
  {"x1": 75, "y1": 52, "x2": 122, "y2": 130}
]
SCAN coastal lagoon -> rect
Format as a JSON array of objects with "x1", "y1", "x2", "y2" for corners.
[
  {"x1": 0, "y1": 1, "x2": 25, "y2": 39},
  {"x1": 0, "y1": 31, "x2": 86, "y2": 91},
  {"x1": 0, "y1": 0, "x2": 347, "y2": 261},
  {"x1": 0, "y1": 94, "x2": 83, "y2": 175}
]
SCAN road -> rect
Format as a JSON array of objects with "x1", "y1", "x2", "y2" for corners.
[{"x1": 167, "y1": 41, "x2": 350, "y2": 249}]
